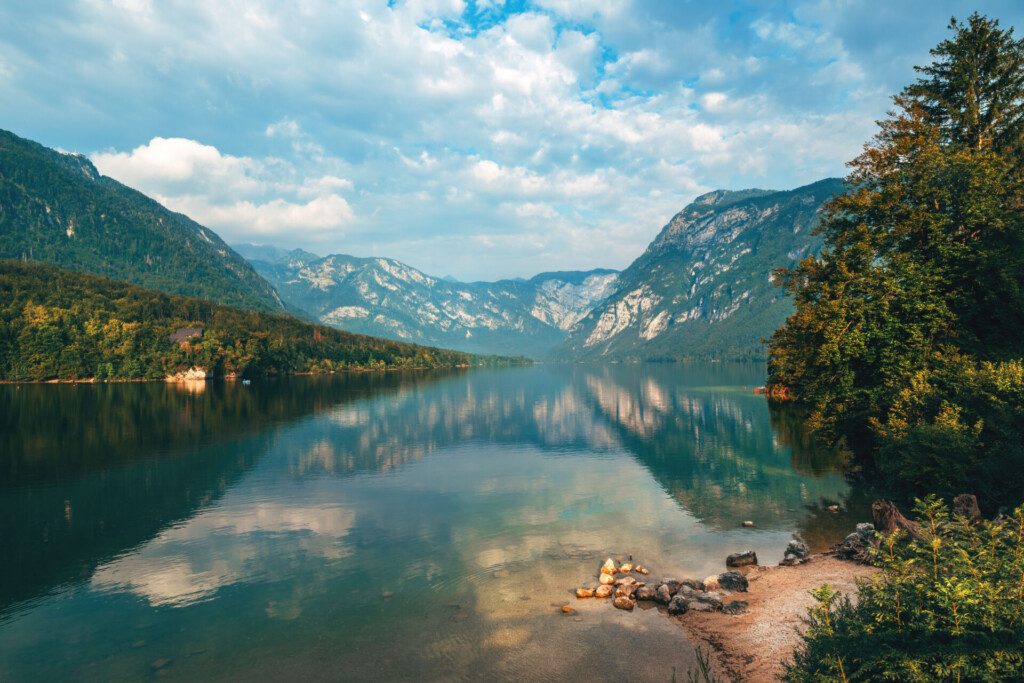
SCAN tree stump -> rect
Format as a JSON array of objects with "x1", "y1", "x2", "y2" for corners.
[
  {"x1": 871, "y1": 500, "x2": 921, "y2": 539},
  {"x1": 952, "y1": 494, "x2": 981, "y2": 521}
]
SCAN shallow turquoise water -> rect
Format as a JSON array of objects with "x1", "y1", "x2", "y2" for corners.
[{"x1": 0, "y1": 364, "x2": 862, "y2": 681}]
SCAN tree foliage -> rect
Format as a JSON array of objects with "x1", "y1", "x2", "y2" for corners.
[
  {"x1": 0, "y1": 260, "x2": 509, "y2": 381},
  {"x1": 784, "y1": 496, "x2": 1024, "y2": 682},
  {"x1": 767, "y1": 13, "x2": 1024, "y2": 506}
]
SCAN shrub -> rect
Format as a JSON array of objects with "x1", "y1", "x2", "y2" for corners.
[{"x1": 784, "y1": 496, "x2": 1024, "y2": 682}]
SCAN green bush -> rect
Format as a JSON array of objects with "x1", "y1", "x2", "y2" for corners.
[{"x1": 784, "y1": 496, "x2": 1024, "y2": 682}]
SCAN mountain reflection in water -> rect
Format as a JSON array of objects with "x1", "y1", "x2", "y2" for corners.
[{"x1": 0, "y1": 364, "x2": 860, "y2": 682}]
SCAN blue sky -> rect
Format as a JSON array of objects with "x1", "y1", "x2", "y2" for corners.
[{"x1": 2, "y1": 1, "x2": 1023, "y2": 280}]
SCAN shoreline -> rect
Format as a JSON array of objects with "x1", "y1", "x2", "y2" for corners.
[
  {"x1": 677, "y1": 553, "x2": 876, "y2": 682},
  {"x1": 0, "y1": 365, "x2": 482, "y2": 385}
]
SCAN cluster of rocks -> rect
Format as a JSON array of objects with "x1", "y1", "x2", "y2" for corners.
[
  {"x1": 832, "y1": 522, "x2": 877, "y2": 562},
  {"x1": 572, "y1": 557, "x2": 750, "y2": 617}
]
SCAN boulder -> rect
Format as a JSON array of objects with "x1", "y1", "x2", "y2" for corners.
[
  {"x1": 726, "y1": 550, "x2": 758, "y2": 568},
  {"x1": 722, "y1": 600, "x2": 749, "y2": 615},
  {"x1": 691, "y1": 591, "x2": 724, "y2": 610},
  {"x1": 613, "y1": 596, "x2": 635, "y2": 611},
  {"x1": 594, "y1": 585, "x2": 613, "y2": 598},
  {"x1": 717, "y1": 571, "x2": 749, "y2": 592},
  {"x1": 654, "y1": 584, "x2": 673, "y2": 605},
  {"x1": 687, "y1": 601, "x2": 715, "y2": 612},
  {"x1": 635, "y1": 586, "x2": 656, "y2": 601},
  {"x1": 575, "y1": 587, "x2": 594, "y2": 598},
  {"x1": 601, "y1": 558, "x2": 618, "y2": 575},
  {"x1": 681, "y1": 578, "x2": 705, "y2": 591},
  {"x1": 667, "y1": 595, "x2": 689, "y2": 615},
  {"x1": 786, "y1": 540, "x2": 810, "y2": 559},
  {"x1": 703, "y1": 575, "x2": 721, "y2": 591},
  {"x1": 659, "y1": 579, "x2": 682, "y2": 595},
  {"x1": 599, "y1": 573, "x2": 615, "y2": 586}
]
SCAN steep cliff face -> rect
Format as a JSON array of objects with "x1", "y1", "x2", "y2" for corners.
[
  {"x1": 236, "y1": 246, "x2": 618, "y2": 358},
  {"x1": 559, "y1": 178, "x2": 845, "y2": 360}
]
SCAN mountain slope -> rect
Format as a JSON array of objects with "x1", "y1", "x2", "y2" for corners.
[
  {"x1": 0, "y1": 129, "x2": 284, "y2": 312},
  {"x1": 235, "y1": 245, "x2": 618, "y2": 358},
  {"x1": 559, "y1": 178, "x2": 845, "y2": 360},
  {"x1": 0, "y1": 260, "x2": 493, "y2": 381}
]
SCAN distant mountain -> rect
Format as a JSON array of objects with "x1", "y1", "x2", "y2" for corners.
[
  {"x1": 237, "y1": 246, "x2": 618, "y2": 357},
  {"x1": 0, "y1": 129, "x2": 285, "y2": 312},
  {"x1": 558, "y1": 178, "x2": 845, "y2": 361}
]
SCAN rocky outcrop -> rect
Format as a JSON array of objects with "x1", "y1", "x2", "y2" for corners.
[{"x1": 164, "y1": 367, "x2": 209, "y2": 382}]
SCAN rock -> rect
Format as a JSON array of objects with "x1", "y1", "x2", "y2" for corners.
[
  {"x1": 703, "y1": 575, "x2": 721, "y2": 591},
  {"x1": 635, "y1": 585, "x2": 656, "y2": 601},
  {"x1": 742, "y1": 520, "x2": 754, "y2": 527},
  {"x1": 667, "y1": 595, "x2": 689, "y2": 615},
  {"x1": 726, "y1": 550, "x2": 758, "y2": 567},
  {"x1": 855, "y1": 523, "x2": 875, "y2": 540},
  {"x1": 614, "y1": 576, "x2": 637, "y2": 587},
  {"x1": 827, "y1": 504, "x2": 840, "y2": 513},
  {"x1": 687, "y1": 601, "x2": 715, "y2": 612},
  {"x1": 780, "y1": 554, "x2": 806, "y2": 566},
  {"x1": 691, "y1": 591, "x2": 724, "y2": 609},
  {"x1": 722, "y1": 600, "x2": 749, "y2": 615},
  {"x1": 599, "y1": 573, "x2": 615, "y2": 586},
  {"x1": 654, "y1": 584, "x2": 672, "y2": 605},
  {"x1": 150, "y1": 658, "x2": 172, "y2": 671},
  {"x1": 659, "y1": 579, "x2": 681, "y2": 595},
  {"x1": 953, "y1": 494, "x2": 981, "y2": 521},
  {"x1": 681, "y1": 578, "x2": 705, "y2": 591},
  {"x1": 619, "y1": 562, "x2": 634, "y2": 573},
  {"x1": 636, "y1": 565, "x2": 649, "y2": 575},
  {"x1": 561, "y1": 605, "x2": 575, "y2": 614},
  {"x1": 613, "y1": 596, "x2": 635, "y2": 611},
  {"x1": 381, "y1": 590, "x2": 394, "y2": 599},
  {"x1": 718, "y1": 571, "x2": 749, "y2": 592},
  {"x1": 844, "y1": 532, "x2": 861, "y2": 543},
  {"x1": 786, "y1": 540, "x2": 810, "y2": 559},
  {"x1": 575, "y1": 587, "x2": 594, "y2": 598},
  {"x1": 595, "y1": 585, "x2": 614, "y2": 598},
  {"x1": 600, "y1": 558, "x2": 617, "y2": 575},
  {"x1": 493, "y1": 569, "x2": 511, "y2": 578},
  {"x1": 615, "y1": 584, "x2": 638, "y2": 599}
]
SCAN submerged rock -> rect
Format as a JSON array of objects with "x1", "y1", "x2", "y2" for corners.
[
  {"x1": 601, "y1": 558, "x2": 618, "y2": 575},
  {"x1": 615, "y1": 583, "x2": 638, "y2": 599},
  {"x1": 742, "y1": 520, "x2": 755, "y2": 527},
  {"x1": 561, "y1": 605, "x2": 575, "y2": 614},
  {"x1": 619, "y1": 562, "x2": 634, "y2": 574},
  {"x1": 726, "y1": 550, "x2": 758, "y2": 567},
  {"x1": 635, "y1": 586, "x2": 656, "y2": 601},
  {"x1": 718, "y1": 571, "x2": 749, "y2": 592},
  {"x1": 722, "y1": 600, "x2": 749, "y2": 615},
  {"x1": 575, "y1": 587, "x2": 594, "y2": 598},
  {"x1": 599, "y1": 573, "x2": 616, "y2": 586},
  {"x1": 667, "y1": 595, "x2": 689, "y2": 615},
  {"x1": 636, "y1": 565, "x2": 649, "y2": 575},
  {"x1": 613, "y1": 596, "x2": 635, "y2": 611},
  {"x1": 595, "y1": 585, "x2": 614, "y2": 598},
  {"x1": 614, "y1": 576, "x2": 637, "y2": 587}
]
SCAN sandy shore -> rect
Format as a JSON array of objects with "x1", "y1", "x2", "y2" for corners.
[{"x1": 678, "y1": 554, "x2": 877, "y2": 682}]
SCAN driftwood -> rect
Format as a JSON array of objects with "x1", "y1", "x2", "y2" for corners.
[
  {"x1": 952, "y1": 493, "x2": 981, "y2": 521},
  {"x1": 872, "y1": 500, "x2": 922, "y2": 540}
]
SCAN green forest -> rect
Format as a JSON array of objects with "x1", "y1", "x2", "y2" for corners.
[
  {"x1": 0, "y1": 260, "x2": 503, "y2": 381},
  {"x1": 769, "y1": 14, "x2": 1024, "y2": 681}
]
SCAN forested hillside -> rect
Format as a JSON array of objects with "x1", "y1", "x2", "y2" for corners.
[
  {"x1": 0, "y1": 260, "x2": 495, "y2": 381},
  {"x1": 0, "y1": 129, "x2": 284, "y2": 311}
]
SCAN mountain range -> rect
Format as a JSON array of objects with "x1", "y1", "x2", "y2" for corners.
[
  {"x1": 1, "y1": 127, "x2": 844, "y2": 362},
  {"x1": 234, "y1": 245, "x2": 618, "y2": 358}
]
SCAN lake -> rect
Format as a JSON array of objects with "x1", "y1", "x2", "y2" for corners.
[{"x1": 0, "y1": 364, "x2": 864, "y2": 681}]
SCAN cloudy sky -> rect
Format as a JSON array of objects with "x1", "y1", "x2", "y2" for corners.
[{"x1": 3, "y1": 1, "x2": 1022, "y2": 280}]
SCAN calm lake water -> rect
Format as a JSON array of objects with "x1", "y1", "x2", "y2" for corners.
[{"x1": 0, "y1": 364, "x2": 864, "y2": 681}]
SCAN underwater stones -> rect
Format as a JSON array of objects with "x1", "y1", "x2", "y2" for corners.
[
  {"x1": 614, "y1": 576, "x2": 637, "y2": 587},
  {"x1": 717, "y1": 571, "x2": 749, "y2": 592},
  {"x1": 827, "y1": 504, "x2": 840, "y2": 513},
  {"x1": 742, "y1": 520, "x2": 755, "y2": 527},
  {"x1": 619, "y1": 562, "x2": 634, "y2": 574},
  {"x1": 636, "y1": 565, "x2": 649, "y2": 575},
  {"x1": 726, "y1": 550, "x2": 758, "y2": 568},
  {"x1": 635, "y1": 585, "x2": 656, "y2": 601},
  {"x1": 722, "y1": 600, "x2": 749, "y2": 615},
  {"x1": 667, "y1": 595, "x2": 689, "y2": 615},
  {"x1": 561, "y1": 605, "x2": 575, "y2": 614},
  {"x1": 594, "y1": 585, "x2": 613, "y2": 599},
  {"x1": 615, "y1": 583, "x2": 638, "y2": 599},
  {"x1": 575, "y1": 587, "x2": 594, "y2": 598},
  {"x1": 613, "y1": 596, "x2": 635, "y2": 611},
  {"x1": 599, "y1": 573, "x2": 615, "y2": 586},
  {"x1": 600, "y1": 558, "x2": 617, "y2": 575}
]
